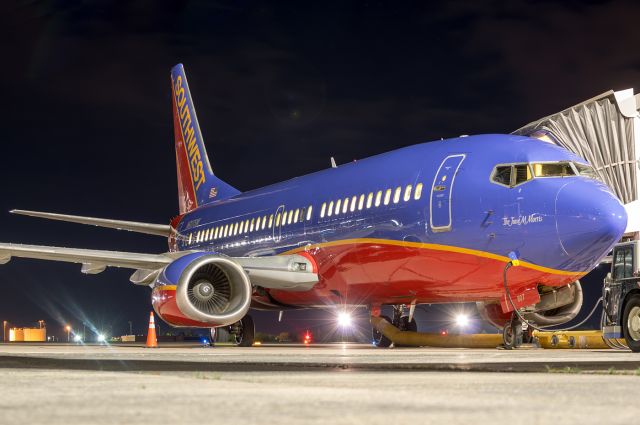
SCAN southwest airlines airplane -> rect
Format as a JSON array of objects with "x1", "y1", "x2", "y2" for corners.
[{"x1": 0, "y1": 64, "x2": 627, "y2": 348}]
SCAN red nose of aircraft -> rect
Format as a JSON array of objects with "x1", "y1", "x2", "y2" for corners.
[{"x1": 555, "y1": 179, "x2": 627, "y2": 269}]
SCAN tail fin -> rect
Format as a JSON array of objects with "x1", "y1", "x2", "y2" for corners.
[{"x1": 170, "y1": 63, "x2": 240, "y2": 213}]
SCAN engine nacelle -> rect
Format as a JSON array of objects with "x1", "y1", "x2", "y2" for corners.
[{"x1": 151, "y1": 252, "x2": 252, "y2": 327}]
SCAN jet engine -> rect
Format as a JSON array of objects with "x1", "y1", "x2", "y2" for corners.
[{"x1": 153, "y1": 252, "x2": 252, "y2": 327}]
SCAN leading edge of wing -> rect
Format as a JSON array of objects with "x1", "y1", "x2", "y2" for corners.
[
  {"x1": 10, "y1": 210, "x2": 172, "y2": 237},
  {"x1": 0, "y1": 243, "x2": 174, "y2": 271}
]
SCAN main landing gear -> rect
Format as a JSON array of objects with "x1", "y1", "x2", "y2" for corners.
[
  {"x1": 230, "y1": 314, "x2": 255, "y2": 347},
  {"x1": 372, "y1": 305, "x2": 417, "y2": 348}
]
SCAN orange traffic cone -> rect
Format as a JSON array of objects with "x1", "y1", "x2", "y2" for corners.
[{"x1": 146, "y1": 311, "x2": 158, "y2": 348}]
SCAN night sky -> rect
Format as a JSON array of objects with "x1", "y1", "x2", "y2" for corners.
[{"x1": 1, "y1": 0, "x2": 638, "y2": 340}]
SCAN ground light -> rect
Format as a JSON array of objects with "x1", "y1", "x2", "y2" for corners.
[
  {"x1": 337, "y1": 311, "x2": 353, "y2": 328},
  {"x1": 97, "y1": 334, "x2": 105, "y2": 342},
  {"x1": 455, "y1": 313, "x2": 469, "y2": 328},
  {"x1": 73, "y1": 334, "x2": 82, "y2": 343}
]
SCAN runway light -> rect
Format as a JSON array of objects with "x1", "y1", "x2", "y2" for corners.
[
  {"x1": 455, "y1": 314, "x2": 469, "y2": 328},
  {"x1": 97, "y1": 334, "x2": 105, "y2": 342},
  {"x1": 337, "y1": 311, "x2": 353, "y2": 328},
  {"x1": 73, "y1": 334, "x2": 82, "y2": 342}
]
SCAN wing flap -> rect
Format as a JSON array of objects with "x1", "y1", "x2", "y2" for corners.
[{"x1": 10, "y1": 210, "x2": 172, "y2": 237}]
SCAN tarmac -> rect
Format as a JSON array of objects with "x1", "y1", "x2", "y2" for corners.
[{"x1": 1, "y1": 342, "x2": 640, "y2": 424}]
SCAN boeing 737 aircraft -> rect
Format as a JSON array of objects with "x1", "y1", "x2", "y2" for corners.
[{"x1": 0, "y1": 64, "x2": 627, "y2": 348}]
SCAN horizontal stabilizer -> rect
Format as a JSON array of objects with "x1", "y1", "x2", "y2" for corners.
[{"x1": 10, "y1": 210, "x2": 171, "y2": 237}]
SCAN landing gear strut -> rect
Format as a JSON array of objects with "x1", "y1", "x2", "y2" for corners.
[
  {"x1": 372, "y1": 305, "x2": 418, "y2": 348},
  {"x1": 502, "y1": 314, "x2": 523, "y2": 350},
  {"x1": 230, "y1": 314, "x2": 255, "y2": 347}
]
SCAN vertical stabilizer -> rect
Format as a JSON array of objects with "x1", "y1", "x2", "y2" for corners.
[{"x1": 171, "y1": 64, "x2": 240, "y2": 213}]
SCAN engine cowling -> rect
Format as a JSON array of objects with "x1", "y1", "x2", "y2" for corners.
[{"x1": 152, "y1": 252, "x2": 252, "y2": 327}]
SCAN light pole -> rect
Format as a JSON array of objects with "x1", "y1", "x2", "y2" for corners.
[
  {"x1": 3, "y1": 321, "x2": 7, "y2": 342},
  {"x1": 128, "y1": 321, "x2": 133, "y2": 335},
  {"x1": 65, "y1": 325, "x2": 71, "y2": 343}
]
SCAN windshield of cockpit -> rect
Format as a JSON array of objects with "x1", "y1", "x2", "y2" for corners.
[{"x1": 491, "y1": 161, "x2": 598, "y2": 187}]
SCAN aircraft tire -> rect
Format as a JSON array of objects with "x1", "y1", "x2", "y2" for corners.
[
  {"x1": 372, "y1": 315, "x2": 393, "y2": 348},
  {"x1": 502, "y1": 319, "x2": 522, "y2": 350},
  {"x1": 623, "y1": 295, "x2": 640, "y2": 353},
  {"x1": 233, "y1": 314, "x2": 255, "y2": 347}
]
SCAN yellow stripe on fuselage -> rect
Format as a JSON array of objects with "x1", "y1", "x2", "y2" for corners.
[
  {"x1": 155, "y1": 285, "x2": 177, "y2": 291},
  {"x1": 281, "y1": 238, "x2": 587, "y2": 277}
]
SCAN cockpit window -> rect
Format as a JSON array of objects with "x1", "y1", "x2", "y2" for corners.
[
  {"x1": 491, "y1": 160, "x2": 591, "y2": 188},
  {"x1": 532, "y1": 162, "x2": 575, "y2": 177},
  {"x1": 514, "y1": 164, "x2": 532, "y2": 185},
  {"x1": 493, "y1": 166, "x2": 512, "y2": 186},
  {"x1": 574, "y1": 162, "x2": 598, "y2": 179}
]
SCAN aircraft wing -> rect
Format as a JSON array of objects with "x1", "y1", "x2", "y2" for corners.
[
  {"x1": 10, "y1": 209, "x2": 172, "y2": 237},
  {"x1": 0, "y1": 243, "x2": 318, "y2": 291}
]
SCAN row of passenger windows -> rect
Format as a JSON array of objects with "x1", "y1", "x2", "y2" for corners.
[
  {"x1": 319, "y1": 183, "x2": 423, "y2": 218},
  {"x1": 185, "y1": 205, "x2": 314, "y2": 245},
  {"x1": 491, "y1": 161, "x2": 597, "y2": 188},
  {"x1": 182, "y1": 181, "x2": 425, "y2": 246}
]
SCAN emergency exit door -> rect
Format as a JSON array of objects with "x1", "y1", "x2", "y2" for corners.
[{"x1": 430, "y1": 154, "x2": 465, "y2": 232}]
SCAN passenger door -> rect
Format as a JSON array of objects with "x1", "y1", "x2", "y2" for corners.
[
  {"x1": 273, "y1": 205, "x2": 285, "y2": 242},
  {"x1": 430, "y1": 154, "x2": 465, "y2": 232}
]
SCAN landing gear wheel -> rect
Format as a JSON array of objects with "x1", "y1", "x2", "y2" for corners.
[
  {"x1": 623, "y1": 295, "x2": 640, "y2": 352},
  {"x1": 372, "y1": 315, "x2": 392, "y2": 348},
  {"x1": 502, "y1": 317, "x2": 523, "y2": 350},
  {"x1": 231, "y1": 314, "x2": 255, "y2": 347}
]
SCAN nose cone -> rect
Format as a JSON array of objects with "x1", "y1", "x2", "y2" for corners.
[{"x1": 555, "y1": 180, "x2": 627, "y2": 269}]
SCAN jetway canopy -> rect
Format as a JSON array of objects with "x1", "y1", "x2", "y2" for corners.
[{"x1": 513, "y1": 89, "x2": 640, "y2": 206}]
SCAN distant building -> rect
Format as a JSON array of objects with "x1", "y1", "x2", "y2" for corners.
[{"x1": 9, "y1": 327, "x2": 46, "y2": 342}]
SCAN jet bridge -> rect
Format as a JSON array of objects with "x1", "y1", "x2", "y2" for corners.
[{"x1": 513, "y1": 89, "x2": 640, "y2": 237}]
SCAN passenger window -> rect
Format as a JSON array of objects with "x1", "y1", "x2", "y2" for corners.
[
  {"x1": 306, "y1": 206, "x2": 313, "y2": 221},
  {"x1": 320, "y1": 202, "x2": 326, "y2": 218},
  {"x1": 250, "y1": 218, "x2": 255, "y2": 232},
  {"x1": 342, "y1": 197, "x2": 349, "y2": 214},
  {"x1": 375, "y1": 191, "x2": 382, "y2": 207},
  {"x1": 514, "y1": 164, "x2": 532, "y2": 185},
  {"x1": 350, "y1": 196, "x2": 357, "y2": 212},
  {"x1": 393, "y1": 186, "x2": 401, "y2": 204},
  {"x1": 384, "y1": 189, "x2": 391, "y2": 205},
  {"x1": 358, "y1": 194, "x2": 365, "y2": 210},
  {"x1": 404, "y1": 185, "x2": 412, "y2": 202},
  {"x1": 234, "y1": 222, "x2": 239, "y2": 235},
  {"x1": 223, "y1": 225, "x2": 228, "y2": 238},
  {"x1": 294, "y1": 209, "x2": 300, "y2": 223},
  {"x1": 282, "y1": 211, "x2": 288, "y2": 225},
  {"x1": 335, "y1": 199, "x2": 341, "y2": 215},
  {"x1": 268, "y1": 214, "x2": 274, "y2": 228},
  {"x1": 239, "y1": 221, "x2": 244, "y2": 234},
  {"x1": 366, "y1": 193, "x2": 373, "y2": 208},
  {"x1": 207, "y1": 229, "x2": 212, "y2": 241},
  {"x1": 276, "y1": 213, "x2": 282, "y2": 226},
  {"x1": 288, "y1": 210, "x2": 294, "y2": 225},
  {"x1": 214, "y1": 227, "x2": 219, "y2": 239},
  {"x1": 188, "y1": 233, "x2": 192, "y2": 244},
  {"x1": 196, "y1": 231, "x2": 201, "y2": 243},
  {"x1": 262, "y1": 216, "x2": 267, "y2": 230},
  {"x1": 414, "y1": 183, "x2": 423, "y2": 200},
  {"x1": 492, "y1": 166, "x2": 512, "y2": 186},
  {"x1": 328, "y1": 201, "x2": 334, "y2": 217},
  {"x1": 245, "y1": 219, "x2": 250, "y2": 233}
]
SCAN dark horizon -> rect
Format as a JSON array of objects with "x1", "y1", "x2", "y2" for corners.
[{"x1": 1, "y1": 0, "x2": 638, "y2": 339}]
